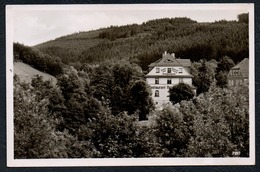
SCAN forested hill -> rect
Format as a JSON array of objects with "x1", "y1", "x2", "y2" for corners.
[{"x1": 34, "y1": 16, "x2": 249, "y2": 71}]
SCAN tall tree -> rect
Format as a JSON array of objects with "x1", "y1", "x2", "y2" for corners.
[
  {"x1": 57, "y1": 66, "x2": 101, "y2": 134},
  {"x1": 130, "y1": 80, "x2": 154, "y2": 120},
  {"x1": 196, "y1": 60, "x2": 216, "y2": 94},
  {"x1": 215, "y1": 56, "x2": 235, "y2": 88},
  {"x1": 153, "y1": 105, "x2": 190, "y2": 156},
  {"x1": 89, "y1": 60, "x2": 147, "y2": 117},
  {"x1": 14, "y1": 75, "x2": 76, "y2": 158}
]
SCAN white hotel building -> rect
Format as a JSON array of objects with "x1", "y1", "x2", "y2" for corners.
[{"x1": 145, "y1": 52, "x2": 194, "y2": 107}]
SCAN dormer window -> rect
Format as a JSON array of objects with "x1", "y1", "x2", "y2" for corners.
[{"x1": 234, "y1": 69, "x2": 239, "y2": 75}]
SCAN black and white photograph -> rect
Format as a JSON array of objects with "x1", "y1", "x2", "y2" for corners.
[{"x1": 6, "y1": 4, "x2": 255, "y2": 166}]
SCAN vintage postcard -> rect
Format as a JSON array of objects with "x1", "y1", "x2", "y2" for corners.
[{"x1": 6, "y1": 4, "x2": 255, "y2": 166}]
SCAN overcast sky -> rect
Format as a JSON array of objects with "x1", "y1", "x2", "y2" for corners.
[{"x1": 7, "y1": 4, "x2": 251, "y2": 46}]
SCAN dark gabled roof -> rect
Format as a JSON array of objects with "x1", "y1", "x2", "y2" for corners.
[
  {"x1": 177, "y1": 59, "x2": 191, "y2": 67},
  {"x1": 148, "y1": 53, "x2": 191, "y2": 68},
  {"x1": 156, "y1": 54, "x2": 182, "y2": 66},
  {"x1": 231, "y1": 58, "x2": 249, "y2": 77},
  {"x1": 148, "y1": 59, "x2": 161, "y2": 67}
]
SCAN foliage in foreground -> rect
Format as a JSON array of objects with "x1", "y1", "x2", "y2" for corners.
[
  {"x1": 13, "y1": 64, "x2": 156, "y2": 158},
  {"x1": 157, "y1": 85, "x2": 249, "y2": 157},
  {"x1": 14, "y1": 68, "x2": 249, "y2": 158},
  {"x1": 14, "y1": 75, "x2": 79, "y2": 158}
]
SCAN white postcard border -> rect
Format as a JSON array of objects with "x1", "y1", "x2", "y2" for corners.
[{"x1": 6, "y1": 3, "x2": 255, "y2": 167}]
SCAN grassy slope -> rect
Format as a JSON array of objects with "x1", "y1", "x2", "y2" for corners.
[{"x1": 14, "y1": 62, "x2": 57, "y2": 84}]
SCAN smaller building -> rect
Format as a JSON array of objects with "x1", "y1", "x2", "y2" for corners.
[{"x1": 227, "y1": 58, "x2": 249, "y2": 86}]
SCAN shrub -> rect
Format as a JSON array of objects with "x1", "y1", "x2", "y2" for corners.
[{"x1": 169, "y1": 83, "x2": 195, "y2": 105}]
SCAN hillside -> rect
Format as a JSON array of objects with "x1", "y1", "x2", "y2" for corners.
[
  {"x1": 14, "y1": 43, "x2": 63, "y2": 76},
  {"x1": 14, "y1": 62, "x2": 57, "y2": 84},
  {"x1": 34, "y1": 17, "x2": 249, "y2": 71},
  {"x1": 34, "y1": 29, "x2": 104, "y2": 64}
]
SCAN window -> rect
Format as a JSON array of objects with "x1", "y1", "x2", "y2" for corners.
[
  {"x1": 167, "y1": 68, "x2": 171, "y2": 73},
  {"x1": 235, "y1": 79, "x2": 242, "y2": 86},
  {"x1": 167, "y1": 78, "x2": 172, "y2": 84},
  {"x1": 155, "y1": 90, "x2": 159, "y2": 97},
  {"x1": 229, "y1": 80, "x2": 233, "y2": 86},
  {"x1": 179, "y1": 78, "x2": 183, "y2": 83},
  {"x1": 156, "y1": 68, "x2": 160, "y2": 73},
  {"x1": 239, "y1": 79, "x2": 243, "y2": 85},
  {"x1": 155, "y1": 78, "x2": 159, "y2": 84},
  {"x1": 234, "y1": 70, "x2": 239, "y2": 75},
  {"x1": 179, "y1": 68, "x2": 183, "y2": 73}
]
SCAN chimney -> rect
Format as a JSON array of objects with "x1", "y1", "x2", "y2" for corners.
[
  {"x1": 171, "y1": 53, "x2": 175, "y2": 58},
  {"x1": 163, "y1": 51, "x2": 167, "y2": 57}
]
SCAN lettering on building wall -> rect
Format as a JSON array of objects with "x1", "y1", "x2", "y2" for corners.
[
  {"x1": 151, "y1": 86, "x2": 173, "y2": 89},
  {"x1": 151, "y1": 86, "x2": 166, "y2": 89}
]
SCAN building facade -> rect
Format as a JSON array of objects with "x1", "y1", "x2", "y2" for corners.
[
  {"x1": 145, "y1": 52, "x2": 194, "y2": 107},
  {"x1": 227, "y1": 58, "x2": 249, "y2": 86}
]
